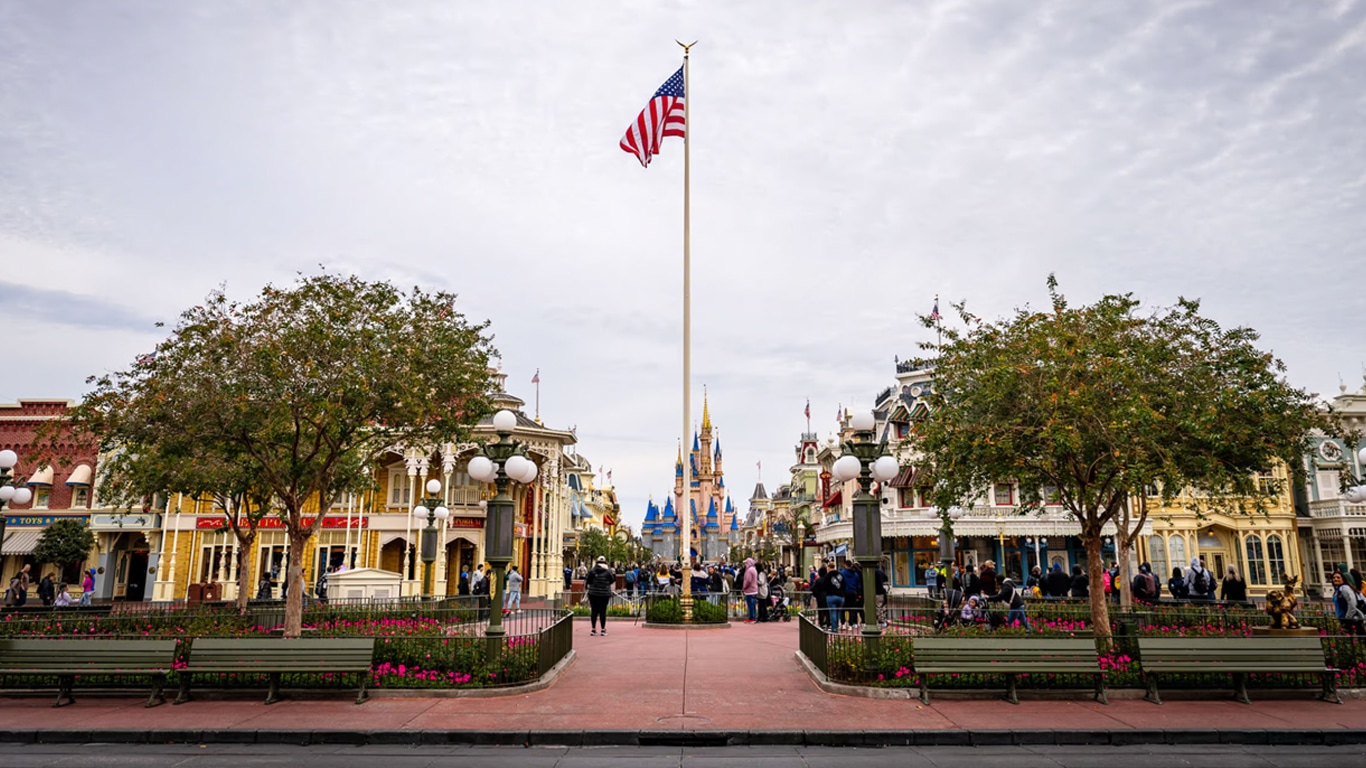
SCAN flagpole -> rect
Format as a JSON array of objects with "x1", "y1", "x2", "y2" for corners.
[{"x1": 677, "y1": 39, "x2": 695, "y2": 615}]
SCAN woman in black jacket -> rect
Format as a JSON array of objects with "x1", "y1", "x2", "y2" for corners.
[
  {"x1": 1220, "y1": 566, "x2": 1248, "y2": 603},
  {"x1": 584, "y1": 556, "x2": 616, "y2": 636},
  {"x1": 810, "y1": 566, "x2": 829, "y2": 628},
  {"x1": 1069, "y1": 565, "x2": 1089, "y2": 598}
]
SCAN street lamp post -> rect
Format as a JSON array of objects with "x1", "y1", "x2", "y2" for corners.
[
  {"x1": 1342, "y1": 447, "x2": 1366, "y2": 504},
  {"x1": 0, "y1": 450, "x2": 35, "y2": 549},
  {"x1": 410, "y1": 478, "x2": 450, "y2": 601},
  {"x1": 828, "y1": 411, "x2": 899, "y2": 640},
  {"x1": 465, "y1": 410, "x2": 538, "y2": 650}
]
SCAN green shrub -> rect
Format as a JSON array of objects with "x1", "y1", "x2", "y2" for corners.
[
  {"x1": 691, "y1": 598, "x2": 728, "y2": 624},
  {"x1": 647, "y1": 598, "x2": 683, "y2": 624}
]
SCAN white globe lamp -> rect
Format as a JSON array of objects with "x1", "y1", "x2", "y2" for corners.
[{"x1": 493, "y1": 409, "x2": 517, "y2": 433}]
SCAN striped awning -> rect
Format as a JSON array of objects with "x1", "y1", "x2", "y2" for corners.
[
  {"x1": 889, "y1": 466, "x2": 919, "y2": 488},
  {"x1": 1, "y1": 529, "x2": 42, "y2": 556}
]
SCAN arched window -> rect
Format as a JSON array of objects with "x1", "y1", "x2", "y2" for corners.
[
  {"x1": 1170, "y1": 535, "x2": 1187, "y2": 573},
  {"x1": 1149, "y1": 535, "x2": 1168, "y2": 582},
  {"x1": 1266, "y1": 534, "x2": 1287, "y2": 585},
  {"x1": 1245, "y1": 535, "x2": 1265, "y2": 584}
]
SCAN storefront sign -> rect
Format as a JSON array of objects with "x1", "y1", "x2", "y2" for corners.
[
  {"x1": 514, "y1": 523, "x2": 528, "y2": 538},
  {"x1": 89, "y1": 513, "x2": 161, "y2": 531},
  {"x1": 449, "y1": 517, "x2": 485, "y2": 529},
  {"x1": 2, "y1": 514, "x2": 90, "y2": 527},
  {"x1": 195, "y1": 516, "x2": 368, "y2": 530}
]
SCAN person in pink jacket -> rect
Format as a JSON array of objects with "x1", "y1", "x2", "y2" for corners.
[{"x1": 741, "y1": 558, "x2": 759, "y2": 623}]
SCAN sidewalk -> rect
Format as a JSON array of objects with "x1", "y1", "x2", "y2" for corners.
[{"x1": 2, "y1": 620, "x2": 1365, "y2": 746}]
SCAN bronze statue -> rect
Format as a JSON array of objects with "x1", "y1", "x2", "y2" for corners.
[{"x1": 1264, "y1": 575, "x2": 1301, "y2": 630}]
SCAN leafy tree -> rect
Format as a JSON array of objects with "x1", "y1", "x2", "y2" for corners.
[
  {"x1": 918, "y1": 277, "x2": 1326, "y2": 642},
  {"x1": 72, "y1": 273, "x2": 495, "y2": 636},
  {"x1": 33, "y1": 519, "x2": 96, "y2": 578},
  {"x1": 578, "y1": 528, "x2": 612, "y2": 565}
]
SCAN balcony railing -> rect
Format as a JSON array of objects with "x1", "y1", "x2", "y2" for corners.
[{"x1": 1308, "y1": 499, "x2": 1366, "y2": 519}]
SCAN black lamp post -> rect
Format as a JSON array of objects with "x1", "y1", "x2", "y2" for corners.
[
  {"x1": 829, "y1": 411, "x2": 899, "y2": 640},
  {"x1": 466, "y1": 410, "x2": 538, "y2": 648},
  {"x1": 0, "y1": 450, "x2": 35, "y2": 551},
  {"x1": 410, "y1": 478, "x2": 449, "y2": 601}
]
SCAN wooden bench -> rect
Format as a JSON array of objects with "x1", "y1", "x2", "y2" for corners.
[
  {"x1": 175, "y1": 637, "x2": 375, "y2": 705},
  {"x1": 1136, "y1": 636, "x2": 1339, "y2": 705},
  {"x1": 0, "y1": 638, "x2": 179, "y2": 708},
  {"x1": 913, "y1": 637, "x2": 1106, "y2": 705}
]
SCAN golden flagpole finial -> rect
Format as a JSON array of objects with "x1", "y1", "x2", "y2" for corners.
[{"x1": 676, "y1": 40, "x2": 698, "y2": 56}]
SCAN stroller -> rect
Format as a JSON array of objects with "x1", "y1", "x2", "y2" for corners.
[{"x1": 768, "y1": 585, "x2": 792, "y2": 622}]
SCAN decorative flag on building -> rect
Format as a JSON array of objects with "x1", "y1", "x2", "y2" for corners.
[
  {"x1": 929, "y1": 298, "x2": 941, "y2": 322},
  {"x1": 531, "y1": 368, "x2": 540, "y2": 384},
  {"x1": 804, "y1": 400, "x2": 811, "y2": 420},
  {"x1": 620, "y1": 67, "x2": 686, "y2": 168}
]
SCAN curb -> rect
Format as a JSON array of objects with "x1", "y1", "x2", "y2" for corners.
[{"x1": 1, "y1": 729, "x2": 1364, "y2": 747}]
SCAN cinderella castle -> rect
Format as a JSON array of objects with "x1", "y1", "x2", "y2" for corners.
[{"x1": 640, "y1": 395, "x2": 741, "y2": 562}]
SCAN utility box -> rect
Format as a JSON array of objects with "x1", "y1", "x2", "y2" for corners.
[{"x1": 326, "y1": 568, "x2": 403, "y2": 601}]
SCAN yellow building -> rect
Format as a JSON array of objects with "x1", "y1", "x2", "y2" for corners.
[{"x1": 1136, "y1": 463, "x2": 1302, "y2": 599}]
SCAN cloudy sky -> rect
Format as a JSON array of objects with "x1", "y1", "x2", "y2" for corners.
[{"x1": 3, "y1": 1, "x2": 1365, "y2": 530}]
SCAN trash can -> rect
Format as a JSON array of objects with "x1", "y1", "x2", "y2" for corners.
[
  {"x1": 570, "y1": 579, "x2": 586, "y2": 606},
  {"x1": 202, "y1": 582, "x2": 222, "y2": 602},
  {"x1": 187, "y1": 583, "x2": 205, "y2": 604}
]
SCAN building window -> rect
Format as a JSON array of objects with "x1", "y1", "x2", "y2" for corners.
[
  {"x1": 34, "y1": 487, "x2": 50, "y2": 509},
  {"x1": 1170, "y1": 534, "x2": 1187, "y2": 572},
  {"x1": 72, "y1": 487, "x2": 90, "y2": 509},
  {"x1": 1265, "y1": 534, "x2": 1286, "y2": 585},
  {"x1": 993, "y1": 483, "x2": 1014, "y2": 506},
  {"x1": 1256, "y1": 469, "x2": 1276, "y2": 495},
  {"x1": 1145, "y1": 483, "x2": 1159, "y2": 497},
  {"x1": 896, "y1": 423, "x2": 910, "y2": 439},
  {"x1": 898, "y1": 488, "x2": 915, "y2": 509},
  {"x1": 388, "y1": 471, "x2": 411, "y2": 506},
  {"x1": 199, "y1": 545, "x2": 235, "y2": 583},
  {"x1": 917, "y1": 487, "x2": 933, "y2": 507},
  {"x1": 1042, "y1": 485, "x2": 1060, "y2": 505},
  {"x1": 1244, "y1": 535, "x2": 1266, "y2": 585},
  {"x1": 1149, "y1": 535, "x2": 1168, "y2": 582}
]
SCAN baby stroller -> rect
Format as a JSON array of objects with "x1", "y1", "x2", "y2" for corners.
[{"x1": 768, "y1": 585, "x2": 792, "y2": 622}]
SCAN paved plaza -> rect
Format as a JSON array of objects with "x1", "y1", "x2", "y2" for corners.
[{"x1": 2, "y1": 619, "x2": 1365, "y2": 743}]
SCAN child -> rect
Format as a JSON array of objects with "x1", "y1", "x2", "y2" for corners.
[{"x1": 54, "y1": 583, "x2": 75, "y2": 607}]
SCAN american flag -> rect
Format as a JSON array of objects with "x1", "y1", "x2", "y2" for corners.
[
  {"x1": 929, "y1": 299, "x2": 941, "y2": 323},
  {"x1": 531, "y1": 369, "x2": 540, "y2": 384},
  {"x1": 620, "y1": 67, "x2": 685, "y2": 168},
  {"x1": 804, "y1": 399, "x2": 811, "y2": 420}
]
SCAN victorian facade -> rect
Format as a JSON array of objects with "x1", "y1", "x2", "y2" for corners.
[{"x1": 1297, "y1": 378, "x2": 1366, "y2": 597}]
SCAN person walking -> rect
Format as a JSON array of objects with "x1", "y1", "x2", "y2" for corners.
[
  {"x1": 925, "y1": 563, "x2": 939, "y2": 599},
  {"x1": 756, "y1": 563, "x2": 771, "y2": 623},
  {"x1": 822, "y1": 566, "x2": 846, "y2": 630},
  {"x1": 741, "y1": 558, "x2": 759, "y2": 623},
  {"x1": 504, "y1": 565, "x2": 523, "y2": 614},
  {"x1": 1185, "y1": 557, "x2": 1214, "y2": 601},
  {"x1": 1219, "y1": 566, "x2": 1247, "y2": 603},
  {"x1": 80, "y1": 568, "x2": 96, "y2": 606},
  {"x1": 1069, "y1": 564, "x2": 1089, "y2": 598},
  {"x1": 978, "y1": 560, "x2": 997, "y2": 597},
  {"x1": 1331, "y1": 571, "x2": 1365, "y2": 636},
  {"x1": 811, "y1": 565, "x2": 830, "y2": 628},
  {"x1": 12, "y1": 564, "x2": 31, "y2": 607},
  {"x1": 1131, "y1": 562, "x2": 1160, "y2": 603},
  {"x1": 37, "y1": 572, "x2": 56, "y2": 606},
  {"x1": 962, "y1": 563, "x2": 981, "y2": 597},
  {"x1": 1044, "y1": 562, "x2": 1070, "y2": 598},
  {"x1": 840, "y1": 560, "x2": 862, "y2": 630},
  {"x1": 457, "y1": 567, "x2": 471, "y2": 596},
  {"x1": 986, "y1": 576, "x2": 1030, "y2": 630},
  {"x1": 584, "y1": 556, "x2": 615, "y2": 636},
  {"x1": 1167, "y1": 566, "x2": 1188, "y2": 599}
]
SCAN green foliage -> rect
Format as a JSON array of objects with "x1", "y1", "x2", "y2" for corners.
[
  {"x1": 915, "y1": 277, "x2": 1328, "y2": 636},
  {"x1": 69, "y1": 273, "x2": 497, "y2": 636},
  {"x1": 690, "y1": 597, "x2": 728, "y2": 624},
  {"x1": 32, "y1": 519, "x2": 95, "y2": 570},
  {"x1": 646, "y1": 598, "x2": 683, "y2": 624}
]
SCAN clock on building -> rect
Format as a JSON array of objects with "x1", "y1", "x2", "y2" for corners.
[{"x1": 1319, "y1": 441, "x2": 1342, "y2": 462}]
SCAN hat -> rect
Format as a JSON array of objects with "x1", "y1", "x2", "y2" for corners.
[{"x1": 596, "y1": 556, "x2": 607, "y2": 564}]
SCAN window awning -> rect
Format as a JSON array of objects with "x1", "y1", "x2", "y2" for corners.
[
  {"x1": 1, "y1": 529, "x2": 43, "y2": 556},
  {"x1": 890, "y1": 466, "x2": 918, "y2": 488},
  {"x1": 26, "y1": 465, "x2": 54, "y2": 486},
  {"x1": 822, "y1": 490, "x2": 842, "y2": 508},
  {"x1": 65, "y1": 464, "x2": 93, "y2": 487}
]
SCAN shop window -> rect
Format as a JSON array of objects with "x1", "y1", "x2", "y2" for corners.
[
  {"x1": 917, "y1": 487, "x2": 933, "y2": 507},
  {"x1": 1265, "y1": 534, "x2": 1286, "y2": 585},
  {"x1": 898, "y1": 488, "x2": 915, "y2": 509},
  {"x1": 388, "y1": 471, "x2": 411, "y2": 506},
  {"x1": 34, "y1": 487, "x2": 50, "y2": 509},
  {"x1": 993, "y1": 483, "x2": 1014, "y2": 506},
  {"x1": 1149, "y1": 535, "x2": 1168, "y2": 581},
  {"x1": 1244, "y1": 535, "x2": 1265, "y2": 585},
  {"x1": 1257, "y1": 470, "x2": 1277, "y2": 495},
  {"x1": 72, "y1": 487, "x2": 90, "y2": 509},
  {"x1": 199, "y1": 545, "x2": 234, "y2": 582}
]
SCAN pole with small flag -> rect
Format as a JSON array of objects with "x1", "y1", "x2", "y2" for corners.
[
  {"x1": 804, "y1": 398, "x2": 811, "y2": 434},
  {"x1": 930, "y1": 295, "x2": 942, "y2": 350},
  {"x1": 531, "y1": 368, "x2": 541, "y2": 421}
]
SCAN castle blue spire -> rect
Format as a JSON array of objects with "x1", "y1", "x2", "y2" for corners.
[
  {"x1": 725, "y1": 497, "x2": 734, "y2": 513},
  {"x1": 663, "y1": 497, "x2": 675, "y2": 519},
  {"x1": 713, "y1": 438, "x2": 721, "y2": 458},
  {"x1": 693, "y1": 432, "x2": 700, "y2": 452},
  {"x1": 729, "y1": 512, "x2": 739, "y2": 530}
]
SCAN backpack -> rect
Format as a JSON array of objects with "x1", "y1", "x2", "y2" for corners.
[
  {"x1": 1192, "y1": 568, "x2": 1211, "y2": 596},
  {"x1": 1141, "y1": 573, "x2": 1157, "y2": 599},
  {"x1": 830, "y1": 571, "x2": 845, "y2": 592},
  {"x1": 624, "y1": 569, "x2": 636, "y2": 585}
]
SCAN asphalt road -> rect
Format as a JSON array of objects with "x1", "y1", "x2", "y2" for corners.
[{"x1": 2, "y1": 744, "x2": 1365, "y2": 767}]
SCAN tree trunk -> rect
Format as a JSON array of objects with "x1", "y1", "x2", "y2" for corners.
[
  {"x1": 1117, "y1": 516, "x2": 1133, "y2": 612},
  {"x1": 284, "y1": 528, "x2": 309, "y2": 638},
  {"x1": 236, "y1": 529, "x2": 256, "y2": 612},
  {"x1": 1083, "y1": 532, "x2": 1113, "y2": 646}
]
